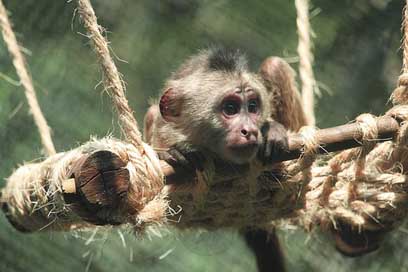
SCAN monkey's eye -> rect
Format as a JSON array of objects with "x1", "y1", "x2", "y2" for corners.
[
  {"x1": 248, "y1": 99, "x2": 259, "y2": 113},
  {"x1": 222, "y1": 100, "x2": 240, "y2": 116}
]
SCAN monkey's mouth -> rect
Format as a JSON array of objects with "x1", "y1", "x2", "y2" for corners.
[{"x1": 226, "y1": 143, "x2": 259, "y2": 162}]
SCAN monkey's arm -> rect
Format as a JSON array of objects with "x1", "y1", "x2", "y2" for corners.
[
  {"x1": 246, "y1": 57, "x2": 307, "y2": 272},
  {"x1": 259, "y1": 57, "x2": 308, "y2": 132}
]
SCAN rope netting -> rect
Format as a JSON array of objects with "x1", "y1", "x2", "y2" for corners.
[{"x1": 1, "y1": 0, "x2": 408, "y2": 239}]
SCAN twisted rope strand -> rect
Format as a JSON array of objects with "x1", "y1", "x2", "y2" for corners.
[
  {"x1": 295, "y1": 0, "x2": 316, "y2": 126},
  {"x1": 0, "y1": 0, "x2": 56, "y2": 156},
  {"x1": 77, "y1": 0, "x2": 143, "y2": 149},
  {"x1": 402, "y1": 1, "x2": 408, "y2": 74},
  {"x1": 391, "y1": 0, "x2": 408, "y2": 105}
]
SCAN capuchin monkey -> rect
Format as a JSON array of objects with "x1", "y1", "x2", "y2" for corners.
[{"x1": 144, "y1": 48, "x2": 382, "y2": 271}]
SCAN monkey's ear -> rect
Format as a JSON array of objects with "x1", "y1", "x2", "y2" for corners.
[{"x1": 159, "y1": 88, "x2": 183, "y2": 122}]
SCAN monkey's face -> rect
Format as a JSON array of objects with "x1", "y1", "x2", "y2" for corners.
[
  {"x1": 217, "y1": 87, "x2": 263, "y2": 164},
  {"x1": 158, "y1": 70, "x2": 269, "y2": 165}
]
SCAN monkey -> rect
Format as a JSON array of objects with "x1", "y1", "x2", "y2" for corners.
[
  {"x1": 143, "y1": 48, "x2": 303, "y2": 272},
  {"x1": 143, "y1": 48, "x2": 384, "y2": 271},
  {"x1": 144, "y1": 49, "x2": 287, "y2": 165}
]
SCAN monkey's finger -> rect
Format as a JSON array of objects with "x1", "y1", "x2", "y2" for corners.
[
  {"x1": 185, "y1": 152, "x2": 206, "y2": 172},
  {"x1": 157, "y1": 151, "x2": 173, "y2": 162},
  {"x1": 264, "y1": 141, "x2": 273, "y2": 160},
  {"x1": 168, "y1": 143, "x2": 207, "y2": 172},
  {"x1": 273, "y1": 140, "x2": 288, "y2": 157},
  {"x1": 257, "y1": 142, "x2": 272, "y2": 164},
  {"x1": 167, "y1": 148, "x2": 192, "y2": 169}
]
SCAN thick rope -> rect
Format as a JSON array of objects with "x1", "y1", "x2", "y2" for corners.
[
  {"x1": 328, "y1": 115, "x2": 379, "y2": 175},
  {"x1": 295, "y1": 0, "x2": 316, "y2": 126},
  {"x1": 403, "y1": 1, "x2": 408, "y2": 74},
  {"x1": 301, "y1": 113, "x2": 405, "y2": 231},
  {"x1": 75, "y1": 2, "x2": 166, "y2": 229},
  {"x1": 391, "y1": 0, "x2": 408, "y2": 105},
  {"x1": 298, "y1": 126, "x2": 318, "y2": 201},
  {"x1": 354, "y1": 114, "x2": 378, "y2": 177},
  {"x1": 0, "y1": 0, "x2": 56, "y2": 156},
  {"x1": 1, "y1": 138, "x2": 167, "y2": 232},
  {"x1": 76, "y1": 0, "x2": 143, "y2": 149}
]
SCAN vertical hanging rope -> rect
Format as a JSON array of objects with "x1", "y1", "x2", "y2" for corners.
[
  {"x1": 76, "y1": 0, "x2": 143, "y2": 149},
  {"x1": 295, "y1": 0, "x2": 316, "y2": 126},
  {"x1": 391, "y1": 0, "x2": 408, "y2": 105},
  {"x1": 0, "y1": 0, "x2": 56, "y2": 156},
  {"x1": 402, "y1": 1, "x2": 408, "y2": 73}
]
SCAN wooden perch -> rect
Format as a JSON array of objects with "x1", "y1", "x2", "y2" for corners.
[
  {"x1": 55, "y1": 115, "x2": 401, "y2": 226},
  {"x1": 63, "y1": 113, "x2": 399, "y2": 214},
  {"x1": 1, "y1": 114, "x2": 403, "y2": 231},
  {"x1": 280, "y1": 115, "x2": 398, "y2": 159},
  {"x1": 162, "y1": 115, "x2": 399, "y2": 184}
]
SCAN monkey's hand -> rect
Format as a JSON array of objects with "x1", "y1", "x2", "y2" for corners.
[
  {"x1": 158, "y1": 142, "x2": 207, "y2": 185},
  {"x1": 257, "y1": 119, "x2": 289, "y2": 164}
]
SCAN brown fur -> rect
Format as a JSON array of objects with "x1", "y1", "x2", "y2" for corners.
[
  {"x1": 144, "y1": 50, "x2": 384, "y2": 270},
  {"x1": 259, "y1": 57, "x2": 307, "y2": 131},
  {"x1": 144, "y1": 49, "x2": 271, "y2": 164},
  {"x1": 144, "y1": 54, "x2": 306, "y2": 152}
]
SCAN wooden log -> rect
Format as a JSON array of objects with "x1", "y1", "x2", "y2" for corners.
[
  {"x1": 282, "y1": 115, "x2": 399, "y2": 160},
  {"x1": 63, "y1": 151, "x2": 130, "y2": 225},
  {"x1": 163, "y1": 115, "x2": 400, "y2": 184}
]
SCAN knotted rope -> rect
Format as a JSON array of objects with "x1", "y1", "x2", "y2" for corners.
[
  {"x1": 301, "y1": 110, "x2": 408, "y2": 232},
  {"x1": 1, "y1": 138, "x2": 168, "y2": 232}
]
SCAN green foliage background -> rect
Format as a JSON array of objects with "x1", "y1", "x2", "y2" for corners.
[{"x1": 0, "y1": 1, "x2": 407, "y2": 271}]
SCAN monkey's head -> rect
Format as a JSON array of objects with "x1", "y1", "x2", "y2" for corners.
[{"x1": 158, "y1": 48, "x2": 270, "y2": 164}]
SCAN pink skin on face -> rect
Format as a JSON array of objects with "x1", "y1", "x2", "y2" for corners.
[{"x1": 220, "y1": 87, "x2": 262, "y2": 163}]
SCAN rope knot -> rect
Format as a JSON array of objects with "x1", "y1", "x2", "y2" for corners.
[
  {"x1": 297, "y1": 126, "x2": 319, "y2": 204},
  {"x1": 399, "y1": 73, "x2": 408, "y2": 86},
  {"x1": 356, "y1": 113, "x2": 378, "y2": 153},
  {"x1": 299, "y1": 126, "x2": 319, "y2": 156},
  {"x1": 391, "y1": 75, "x2": 408, "y2": 105},
  {"x1": 386, "y1": 105, "x2": 408, "y2": 122},
  {"x1": 385, "y1": 105, "x2": 408, "y2": 147},
  {"x1": 353, "y1": 114, "x2": 378, "y2": 178}
]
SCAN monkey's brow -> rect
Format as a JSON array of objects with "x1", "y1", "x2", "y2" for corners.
[
  {"x1": 232, "y1": 88, "x2": 257, "y2": 98},
  {"x1": 233, "y1": 85, "x2": 254, "y2": 93}
]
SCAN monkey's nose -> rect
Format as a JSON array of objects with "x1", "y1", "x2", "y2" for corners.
[{"x1": 241, "y1": 127, "x2": 258, "y2": 140}]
